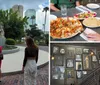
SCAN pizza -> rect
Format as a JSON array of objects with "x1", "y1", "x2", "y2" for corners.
[
  {"x1": 74, "y1": 11, "x2": 97, "y2": 20},
  {"x1": 50, "y1": 17, "x2": 83, "y2": 39}
]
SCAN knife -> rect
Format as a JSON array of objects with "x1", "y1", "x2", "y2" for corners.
[{"x1": 78, "y1": 6, "x2": 91, "y2": 12}]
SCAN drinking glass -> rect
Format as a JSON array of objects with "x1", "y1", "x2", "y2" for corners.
[{"x1": 60, "y1": 5, "x2": 67, "y2": 17}]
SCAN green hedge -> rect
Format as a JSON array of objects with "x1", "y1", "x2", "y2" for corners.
[{"x1": 6, "y1": 38, "x2": 16, "y2": 45}]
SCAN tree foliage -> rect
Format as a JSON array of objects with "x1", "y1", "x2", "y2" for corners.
[
  {"x1": 25, "y1": 24, "x2": 44, "y2": 39},
  {"x1": 0, "y1": 9, "x2": 28, "y2": 40}
]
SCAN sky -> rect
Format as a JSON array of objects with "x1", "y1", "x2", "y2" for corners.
[{"x1": 0, "y1": 0, "x2": 47, "y2": 11}]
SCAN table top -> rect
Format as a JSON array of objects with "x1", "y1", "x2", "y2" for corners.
[{"x1": 50, "y1": 4, "x2": 100, "y2": 41}]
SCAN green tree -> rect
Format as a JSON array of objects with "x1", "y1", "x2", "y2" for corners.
[
  {"x1": 26, "y1": 24, "x2": 44, "y2": 39},
  {"x1": 0, "y1": 9, "x2": 28, "y2": 40}
]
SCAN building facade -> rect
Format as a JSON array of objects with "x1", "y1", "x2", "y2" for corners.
[
  {"x1": 12, "y1": 5, "x2": 23, "y2": 18},
  {"x1": 25, "y1": 9, "x2": 36, "y2": 30}
]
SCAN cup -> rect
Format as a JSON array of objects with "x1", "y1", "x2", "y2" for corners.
[{"x1": 60, "y1": 5, "x2": 67, "y2": 17}]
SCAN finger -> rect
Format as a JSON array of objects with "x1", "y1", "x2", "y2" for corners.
[
  {"x1": 87, "y1": 34, "x2": 97, "y2": 38},
  {"x1": 88, "y1": 37, "x2": 98, "y2": 41}
]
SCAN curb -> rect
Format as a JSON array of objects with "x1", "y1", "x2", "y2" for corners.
[{"x1": 2, "y1": 47, "x2": 20, "y2": 54}]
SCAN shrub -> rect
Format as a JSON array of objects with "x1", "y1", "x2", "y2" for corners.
[{"x1": 6, "y1": 38, "x2": 16, "y2": 45}]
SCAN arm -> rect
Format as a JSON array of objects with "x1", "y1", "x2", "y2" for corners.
[
  {"x1": 86, "y1": 33, "x2": 100, "y2": 41},
  {"x1": 76, "y1": 0, "x2": 80, "y2": 6},
  {"x1": 36, "y1": 48, "x2": 39, "y2": 63},
  {"x1": 23, "y1": 48, "x2": 27, "y2": 67},
  {"x1": 50, "y1": 3, "x2": 60, "y2": 12}
]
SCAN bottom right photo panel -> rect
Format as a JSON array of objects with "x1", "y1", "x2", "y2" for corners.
[{"x1": 50, "y1": 43, "x2": 100, "y2": 85}]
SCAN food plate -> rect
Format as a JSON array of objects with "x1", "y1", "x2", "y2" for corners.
[
  {"x1": 83, "y1": 17, "x2": 100, "y2": 28},
  {"x1": 74, "y1": 11, "x2": 97, "y2": 20},
  {"x1": 87, "y1": 3, "x2": 100, "y2": 9},
  {"x1": 50, "y1": 14, "x2": 57, "y2": 21},
  {"x1": 50, "y1": 17, "x2": 83, "y2": 39}
]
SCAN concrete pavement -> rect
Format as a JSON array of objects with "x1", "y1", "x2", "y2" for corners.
[{"x1": 1, "y1": 46, "x2": 49, "y2": 73}]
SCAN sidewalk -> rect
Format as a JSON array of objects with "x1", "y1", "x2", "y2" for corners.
[
  {"x1": 1, "y1": 64, "x2": 48, "y2": 85},
  {"x1": 1, "y1": 46, "x2": 48, "y2": 73}
]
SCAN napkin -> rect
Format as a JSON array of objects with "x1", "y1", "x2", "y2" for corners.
[
  {"x1": 76, "y1": 5, "x2": 92, "y2": 12},
  {"x1": 80, "y1": 28, "x2": 97, "y2": 41},
  {"x1": 50, "y1": 14, "x2": 57, "y2": 21}
]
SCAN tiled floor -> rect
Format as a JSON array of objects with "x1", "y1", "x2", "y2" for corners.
[{"x1": 1, "y1": 64, "x2": 48, "y2": 85}]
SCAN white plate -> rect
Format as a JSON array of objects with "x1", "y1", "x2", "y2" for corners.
[
  {"x1": 87, "y1": 3, "x2": 100, "y2": 9},
  {"x1": 50, "y1": 14, "x2": 57, "y2": 21},
  {"x1": 83, "y1": 17, "x2": 100, "y2": 28}
]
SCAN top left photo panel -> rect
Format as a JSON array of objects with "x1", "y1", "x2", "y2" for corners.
[{"x1": 0, "y1": 0, "x2": 49, "y2": 85}]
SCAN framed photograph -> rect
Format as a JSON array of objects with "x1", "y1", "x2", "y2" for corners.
[
  {"x1": 53, "y1": 46, "x2": 59, "y2": 54},
  {"x1": 76, "y1": 48, "x2": 82, "y2": 54},
  {"x1": 76, "y1": 55, "x2": 82, "y2": 61},
  {"x1": 55, "y1": 56, "x2": 64, "y2": 66},
  {"x1": 59, "y1": 66, "x2": 65, "y2": 79},
  {"x1": 83, "y1": 71, "x2": 87, "y2": 75},
  {"x1": 52, "y1": 66, "x2": 65, "y2": 79},
  {"x1": 66, "y1": 69, "x2": 74, "y2": 78},
  {"x1": 76, "y1": 71, "x2": 82, "y2": 79},
  {"x1": 83, "y1": 54, "x2": 91, "y2": 70},
  {"x1": 92, "y1": 55, "x2": 97, "y2": 62},
  {"x1": 76, "y1": 62, "x2": 82, "y2": 70},
  {"x1": 66, "y1": 47, "x2": 75, "y2": 58},
  {"x1": 83, "y1": 48, "x2": 89, "y2": 53},
  {"x1": 60, "y1": 48, "x2": 65, "y2": 54},
  {"x1": 66, "y1": 59, "x2": 74, "y2": 68}
]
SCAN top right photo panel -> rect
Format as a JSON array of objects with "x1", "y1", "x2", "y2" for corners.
[{"x1": 50, "y1": 0, "x2": 100, "y2": 42}]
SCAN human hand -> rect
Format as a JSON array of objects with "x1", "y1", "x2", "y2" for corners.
[{"x1": 86, "y1": 33, "x2": 100, "y2": 41}]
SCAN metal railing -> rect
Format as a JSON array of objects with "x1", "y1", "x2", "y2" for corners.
[{"x1": 79, "y1": 65, "x2": 100, "y2": 85}]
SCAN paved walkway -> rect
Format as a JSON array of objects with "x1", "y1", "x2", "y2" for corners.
[
  {"x1": 1, "y1": 46, "x2": 48, "y2": 73},
  {"x1": 1, "y1": 64, "x2": 48, "y2": 85}
]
